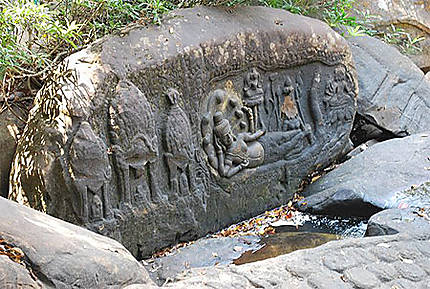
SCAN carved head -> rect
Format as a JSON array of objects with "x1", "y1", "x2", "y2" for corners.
[
  {"x1": 91, "y1": 194, "x2": 103, "y2": 221},
  {"x1": 283, "y1": 76, "x2": 294, "y2": 94},
  {"x1": 213, "y1": 111, "x2": 233, "y2": 147},
  {"x1": 167, "y1": 88, "x2": 180, "y2": 106},
  {"x1": 334, "y1": 66, "x2": 346, "y2": 81}
]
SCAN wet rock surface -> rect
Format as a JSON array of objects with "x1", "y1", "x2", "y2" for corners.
[
  {"x1": 126, "y1": 207, "x2": 430, "y2": 288},
  {"x1": 299, "y1": 133, "x2": 430, "y2": 216},
  {"x1": 348, "y1": 36, "x2": 430, "y2": 144},
  {"x1": 143, "y1": 210, "x2": 367, "y2": 285},
  {"x1": 0, "y1": 197, "x2": 154, "y2": 288},
  {"x1": 9, "y1": 6, "x2": 357, "y2": 257}
]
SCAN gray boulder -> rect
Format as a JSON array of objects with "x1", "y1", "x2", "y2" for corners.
[
  {"x1": 0, "y1": 255, "x2": 41, "y2": 289},
  {"x1": 299, "y1": 133, "x2": 430, "y2": 216},
  {"x1": 0, "y1": 197, "x2": 153, "y2": 288},
  {"x1": 366, "y1": 207, "x2": 430, "y2": 237},
  {"x1": 348, "y1": 35, "x2": 430, "y2": 144},
  {"x1": 10, "y1": 6, "x2": 358, "y2": 257}
]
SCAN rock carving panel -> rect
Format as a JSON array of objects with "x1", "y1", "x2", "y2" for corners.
[{"x1": 9, "y1": 7, "x2": 358, "y2": 258}]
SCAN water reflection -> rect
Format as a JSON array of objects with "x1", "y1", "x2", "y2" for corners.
[{"x1": 233, "y1": 232, "x2": 340, "y2": 265}]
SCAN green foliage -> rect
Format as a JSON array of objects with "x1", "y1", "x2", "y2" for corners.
[
  {"x1": 378, "y1": 24, "x2": 425, "y2": 55},
  {"x1": 1, "y1": 0, "x2": 424, "y2": 101},
  {"x1": 0, "y1": 0, "x2": 174, "y2": 97},
  {"x1": 0, "y1": 0, "x2": 80, "y2": 78}
]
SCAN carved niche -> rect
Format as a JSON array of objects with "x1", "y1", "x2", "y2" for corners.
[{"x1": 201, "y1": 65, "x2": 355, "y2": 178}]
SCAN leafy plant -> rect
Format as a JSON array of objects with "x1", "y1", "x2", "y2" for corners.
[{"x1": 378, "y1": 24, "x2": 425, "y2": 54}]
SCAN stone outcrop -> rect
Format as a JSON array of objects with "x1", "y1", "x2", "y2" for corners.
[
  {"x1": 126, "y1": 208, "x2": 430, "y2": 289},
  {"x1": 9, "y1": 6, "x2": 358, "y2": 257},
  {"x1": 0, "y1": 197, "x2": 153, "y2": 288},
  {"x1": 352, "y1": 0, "x2": 430, "y2": 72},
  {"x1": 0, "y1": 106, "x2": 26, "y2": 198},
  {"x1": 348, "y1": 35, "x2": 430, "y2": 144},
  {"x1": 298, "y1": 133, "x2": 430, "y2": 217}
]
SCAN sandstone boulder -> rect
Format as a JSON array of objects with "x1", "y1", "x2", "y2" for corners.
[
  {"x1": 0, "y1": 255, "x2": 41, "y2": 289},
  {"x1": 0, "y1": 197, "x2": 153, "y2": 288},
  {"x1": 348, "y1": 36, "x2": 430, "y2": 144},
  {"x1": 10, "y1": 6, "x2": 358, "y2": 257},
  {"x1": 299, "y1": 133, "x2": 430, "y2": 216}
]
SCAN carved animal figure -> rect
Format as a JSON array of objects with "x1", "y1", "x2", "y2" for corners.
[
  {"x1": 164, "y1": 88, "x2": 194, "y2": 196},
  {"x1": 69, "y1": 121, "x2": 111, "y2": 223},
  {"x1": 110, "y1": 80, "x2": 162, "y2": 205}
]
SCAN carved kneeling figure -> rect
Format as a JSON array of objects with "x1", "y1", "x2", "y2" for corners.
[{"x1": 212, "y1": 112, "x2": 264, "y2": 178}]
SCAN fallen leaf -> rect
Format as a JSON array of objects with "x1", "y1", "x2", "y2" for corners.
[
  {"x1": 311, "y1": 175, "x2": 321, "y2": 183},
  {"x1": 233, "y1": 246, "x2": 243, "y2": 252}
]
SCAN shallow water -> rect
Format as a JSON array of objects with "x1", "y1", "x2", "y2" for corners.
[
  {"x1": 233, "y1": 232, "x2": 340, "y2": 265},
  {"x1": 233, "y1": 215, "x2": 367, "y2": 265}
]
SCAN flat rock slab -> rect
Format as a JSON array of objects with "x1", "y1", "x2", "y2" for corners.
[
  {"x1": 144, "y1": 235, "x2": 260, "y2": 285},
  {"x1": 348, "y1": 35, "x2": 430, "y2": 143},
  {"x1": 298, "y1": 133, "x2": 430, "y2": 216},
  {"x1": 126, "y1": 208, "x2": 430, "y2": 288},
  {"x1": 10, "y1": 6, "x2": 357, "y2": 257},
  {"x1": 0, "y1": 197, "x2": 153, "y2": 288}
]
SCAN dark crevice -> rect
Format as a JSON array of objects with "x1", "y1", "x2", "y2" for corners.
[{"x1": 350, "y1": 113, "x2": 407, "y2": 147}]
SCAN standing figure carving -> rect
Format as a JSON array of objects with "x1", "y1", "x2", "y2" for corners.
[
  {"x1": 164, "y1": 88, "x2": 194, "y2": 197},
  {"x1": 243, "y1": 68, "x2": 264, "y2": 132},
  {"x1": 109, "y1": 81, "x2": 162, "y2": 206},
  {"x1": 69, "y1": 121, "x2": 111, "y2": 223}
]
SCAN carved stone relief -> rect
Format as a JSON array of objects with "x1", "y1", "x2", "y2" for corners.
[
  {"x1": 109, "y1": 81, "x2": 162, "y2": 206},
  {"x1": 201, "y1": 86, "x2": 265, "y2": 178},
  {"x1": 164, "y1": 88, "x2": 195, "y2": 198},
  {"x1": 10, "y1": 6, "x2": 358, "y2": 258},
  {"x1": 69, "y1": 121, "x2": 112, "y2": 223},
  {"x1": 201, "y1": 64, "x2": 355, "y2": 175}
]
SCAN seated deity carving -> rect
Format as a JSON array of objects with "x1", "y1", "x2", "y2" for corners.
[{"x1": 324, "y1": 66, "x2": 356, "y2": 124}]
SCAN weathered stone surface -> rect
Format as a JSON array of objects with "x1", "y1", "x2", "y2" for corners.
[
  {"x1": 126, "y1": 208, "x2": 430, "y2": 288},
  {"x1": 352, "y1": 0, "x2": 430, "y2": 72},
  {"x1": 299, "y1": 133, "x2": 430, "y2": 216},
  {"x1": 0, "y1": 255, "x2": 41, "y2": 289},
  {"x1": 366, "y1": 207, "x2": 430, "y2": 237},
  {"x1": 0, "y1": 197, "x2": 153, "y2": 288},
  {"x1": 144, "y1": 235, "x2": 260, "y2": 285},
  {"x1": 348, "y1": 35, "x2": 430, "y2": 144},
  {"x1": 9, "y1": 6, "x2": 357, "y2": 257},
  {"x1": 0, "y1": 107, "x2": 26, "y2": 198}
]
